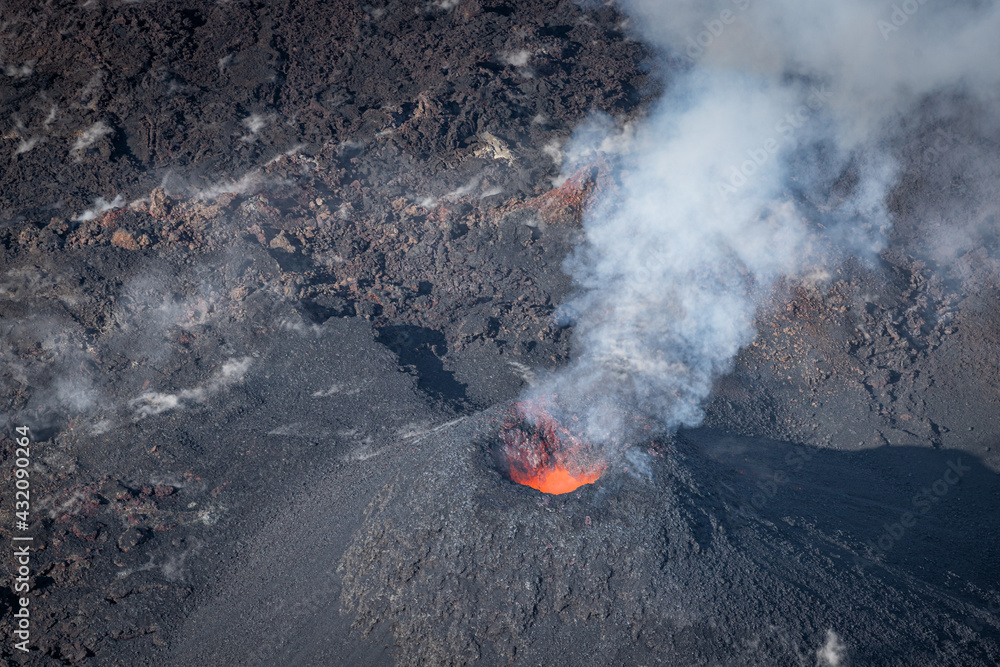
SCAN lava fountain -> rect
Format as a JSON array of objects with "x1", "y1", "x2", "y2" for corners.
[{"x1": 500, "y1": 398, "x2": 605, "y2": 494}]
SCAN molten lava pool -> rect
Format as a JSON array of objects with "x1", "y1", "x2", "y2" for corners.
[
  {"x1": 509, "y1": 463, "x2": 603, "y2": 494},
  {"x1": 501, "y1": 399, "x2": 605, "y2": 494}
]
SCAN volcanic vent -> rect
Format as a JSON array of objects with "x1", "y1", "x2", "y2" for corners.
[
  {"x1": 497, "y1": 399, "x2": 606, "y2": 495},
  {"x1": 338, "y1": 407, "x2": 1000, "y2": 666}
]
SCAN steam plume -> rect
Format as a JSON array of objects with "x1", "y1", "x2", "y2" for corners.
[{"x1": 528, "y1": 0, "x2": 1000, "y2": 449}]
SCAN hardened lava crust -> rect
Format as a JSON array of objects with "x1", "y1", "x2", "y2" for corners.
[
  {"x1": 0, "y1": 1, "x2": 999, "y2": 665},
  {"x1": 337, "y1": 408, "x2": 1000, "y2": 666}
]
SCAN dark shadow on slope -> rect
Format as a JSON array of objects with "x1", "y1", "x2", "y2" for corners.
[
  {"x1": 681, "y1": 428, "x2": 1000, "y2": 611},
  {"x1": 375, "y1": 324, "x2": 469, "y2": 406}
]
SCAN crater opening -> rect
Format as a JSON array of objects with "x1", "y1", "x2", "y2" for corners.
[{"x1": 494, "y1": 398, "x2": 606, "y2": 494}]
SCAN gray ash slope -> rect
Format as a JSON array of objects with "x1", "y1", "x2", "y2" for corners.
[
  {"x1": 334, "y1": 411, "x2": 1000, "y2": 666},
  {"x1": 0, "y1": 239, "x2": 451, "y2": 665}
]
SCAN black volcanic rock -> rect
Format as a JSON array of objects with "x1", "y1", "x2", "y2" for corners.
[
  {"x1": 338, "y1": 410, "x2": 1000, "y2": 666},
  {"x1": 0, "y1": 0, "x2": 651, "y2": 221},
  {"x1": 1, "y1": 1, "x2": 1000, "y2": 665}
]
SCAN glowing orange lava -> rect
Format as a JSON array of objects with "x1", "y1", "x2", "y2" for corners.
[
  {"x1": 509, "y1": 463, "x2": 603, "y2": 494},
  {"x1": 501, "y1": 398, "x2": 605, "y2": 495}
]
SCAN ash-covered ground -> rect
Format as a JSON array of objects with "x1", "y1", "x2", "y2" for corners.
[{"x1": 1, "y1": 1, "x2": 999, "y2": 666}]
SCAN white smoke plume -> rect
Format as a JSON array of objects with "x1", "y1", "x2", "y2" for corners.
[
  {"x1": 73, "y1": 194, "x2": 123, "y2": 222},
  {"x1": 526, "y1": 0, "x2": 1000, "y2": 449},
  {"x1": 0, "y1": 312, "x2": 100, "y2": 433},
  {"x1": 816, "y1": 629, "x2": 847, "y2": 666},
  {"x1": 71, "y1": 121, "x2": 113, "y2": 155},
  {"x1": 129, "y1": 357, "x2": 252, "y2": 419}
]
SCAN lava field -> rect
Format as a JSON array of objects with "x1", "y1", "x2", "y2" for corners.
[{"x1": 1, "y1": 1, "x2": 999, "y2": 666}]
